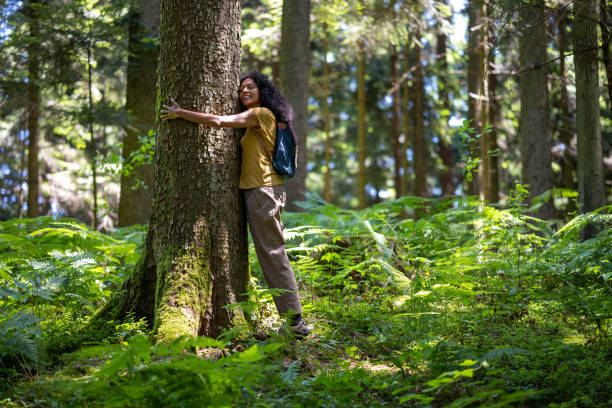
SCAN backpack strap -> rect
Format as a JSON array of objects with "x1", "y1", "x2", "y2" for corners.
[
  {"x1": 285, "y1": 121, "x2": 299, "y2": 146},
  {"x1": 252, "y1": 121, "x2": 299, "y2": 164}
]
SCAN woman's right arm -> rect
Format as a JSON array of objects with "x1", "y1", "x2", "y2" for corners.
[{"x1": 161, "y1": 99, "x2": 258, "y2": 128}]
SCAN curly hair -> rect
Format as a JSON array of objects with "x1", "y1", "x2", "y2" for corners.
[{"x1": 239, "y1": 71, "x2": 294, "y2": 123}]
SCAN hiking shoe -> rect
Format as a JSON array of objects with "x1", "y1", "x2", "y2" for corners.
[{"x1": 290, "y1": 317, "x2": 310, "y2": 339}]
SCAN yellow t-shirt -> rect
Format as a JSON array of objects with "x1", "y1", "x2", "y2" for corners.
[{"x1": 239, "y1": 107, "x2": 283, "y2": 189}]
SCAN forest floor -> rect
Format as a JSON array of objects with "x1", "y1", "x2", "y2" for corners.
[{"x1": 1, "y1": 195, "x2": 611, "y2": 407}]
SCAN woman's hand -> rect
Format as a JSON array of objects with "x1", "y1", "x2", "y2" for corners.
[{"x1": 160, "y1": 98, "x2": 182, "y2": 120}]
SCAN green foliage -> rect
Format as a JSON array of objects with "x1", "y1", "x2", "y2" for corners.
[
  {"x1": 101, "y1": 130, "x2": 156, "y2": 190},
  {"x1": 0, "y1": 217, "x2": 144, "y2": 372},
  {"x1": 2, "y1": 196, "x2": 611, "y2": 407},
  {"x1": 60, "y1": 335, "x2": 282, "y2": 408}
]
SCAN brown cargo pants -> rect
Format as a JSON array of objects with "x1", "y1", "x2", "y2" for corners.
[{"x1": 244, "y1": 185, "x2": 302, "y2": 315}]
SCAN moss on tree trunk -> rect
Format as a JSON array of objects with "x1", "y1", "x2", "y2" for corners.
[{"x1": 79, "y1": 0, "x2": 247, "y2": 348}]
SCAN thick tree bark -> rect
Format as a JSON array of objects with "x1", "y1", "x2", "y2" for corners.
[
  {"x1": 279, "y1": 0, "x2": 310, "y2": 211},
  {"x1": 26, "y1": 0, "x2": 41, "y2": 218},
  {"x1": 466, "y1": 0, "x2": 485, "y2": 196},
  {"x1": 436, "y1": 24, "x2": 454, "y2": 197},
  {"x1": 574, "y1": 0, "x2": 606, "y2": 238},
  {"x1": 519, "y1": 0, "x2": 554, "y2": 219},
  {"x1": 357, "y1": 40, "x2": 367, "y2": 209},
  {"x1": 118, "y1": 0, "x2": 159, "y2": 226},
  {"x1": 413, "y1": 37, "x2": 427, "y2": 197},
  {"x1": 91, "y1": 0, "x2": 247, "y2": 341},
  {"x1": 391, "y1": 45, "x2": 402, "y2": 198}
]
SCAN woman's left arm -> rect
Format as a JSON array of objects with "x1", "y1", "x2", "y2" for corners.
[{"x1": 160, "y1": 99, "x2": 258, "y2": 128}]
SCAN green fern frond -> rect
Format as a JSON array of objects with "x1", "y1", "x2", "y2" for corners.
[{"x1": 479, "y1": 347, "x2": 528, "y2": 362}]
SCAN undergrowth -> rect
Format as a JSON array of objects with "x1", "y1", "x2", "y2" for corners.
[{"x1": 1, "y1": 194, "x2": 610, "y2": 407}]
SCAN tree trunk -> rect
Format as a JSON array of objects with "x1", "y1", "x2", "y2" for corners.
[
  {"x1": 558, "y1": 10, "x2": 576, "y2": 213},
  {"x1": 402, "y1": 44, "x2": 412, "y2": 196},
  {"x1": 436, "y1": 23, "x2": 454, "y2": 197},
  {"x1": 118, "y1": 0, "x2": 159, "y2": 226},
  {"x1": 357, "y1": 40, "x2": 367, "y2": 209},
  {"x1": 91, "y1": 0, "x2": 247, "y2": 341},
  {"x1": 279, "y1": 0, "x2": 310, "y2": 211},
  {"x1": 484, "y1": 43, "x2": 499, "y2": 203},
  {"x1": 26, "y1": 0, "x2": 41, "y2": 218},
  {"x1": 19, "y1": 125, "x2": 27, "y2": 218},
  {"x1": 519, "y1": 0, "x2": 554, "y2": 219},
  {"x1": 87, "y1": 45, "x2": 98, "y2": 230},
  {"x1": 466, "y1": 0, "x2": 485, "y2": 196},
  {"x1": 574, "y1": 0, "x2": 606, "y2": 238},
  {"x1": 390, "y1": 45, "x2": 402, "y2": 198},
  {"x1": 322, "y1": 26, "x2": 332, "y2": 203},
  {"x1": 600, "y1": 0, "x2": 612, "y2": 108},
  {"x1": 413, "y1": 35, "x2": 427, "y2": 197},
  {"x1": 482, "y1": 2, "x2": 498, "y2": 203}
]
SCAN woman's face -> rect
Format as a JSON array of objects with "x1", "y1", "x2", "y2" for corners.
[{"x1": 240, "y1": 78, "x2": 261, "y2": 108}]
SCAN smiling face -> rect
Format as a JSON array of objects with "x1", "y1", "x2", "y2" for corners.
[{"x1": 239, "y1": 77, "x2": 261, "y2": 109}]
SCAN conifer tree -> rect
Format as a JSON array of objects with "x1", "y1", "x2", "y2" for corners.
[{"x1": 91, "y1": 0, "x2": 247, "y2": 340}]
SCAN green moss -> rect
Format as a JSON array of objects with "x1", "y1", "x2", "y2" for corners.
[{"x1": 153, "y1": 246, "x2": 212, "y2": 343}]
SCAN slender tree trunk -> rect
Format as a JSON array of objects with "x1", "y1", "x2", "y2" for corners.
[
  {"x1": 322, "y1": 26, "x2": 332, "y2": 203},
  {"x1": 574, "y1": 0, "x2": 606, "y2": 239},
  {"x1": 485, "y1": 44, "x2": 499, "y2": 203},
  {"x1": 436, "y1": 23, "x2": 453, "y2": 197},
  {"x1": 466, "y1": 0, "x2": 485, "y2": 196},
  {"x1": 482, "y1": 2, "x2": 498, "y2": 203},
  {"x1": 413, "y1": 35, "x2": 427, "y2": 197},
  {"x1": 279, "y1": 0, "x2": 310, "y2": 211},
  {"x1": 90, "y1": 0, "x2": 247, "y2": 342},
  {"x1": 26, "y1": 0, "x2": 41, "y2": 218},
  {"x1": 87, "y1": 44, "x2": 98, "y2": 230},
  {"x1": 480, "y1": 1, "x2": 490, "y2": 202},
  {"x1": 390, "y1": 45, "x2": 402, "y2": 198},
  {"x1": 357, "y1": 40, "x2": 367, "y2": 209},
  {"x1": 519, "y1": 0, "x2": 554, "y2": 219},
  {"x1": 600, "y1": 0, "x2": 612, "y2": 108},
  {"x1": 19, "y1": 127, "x2": 27, "y2": 218},
  {"x1": 402, "y1": 43, "x2": 412, "y2": 196},
  {"x1": 118, "y1": 0, "x2": 159, "y2": 226},
  {"x1": 558, "y1": 11, "x2": 576, "y2": 213}
]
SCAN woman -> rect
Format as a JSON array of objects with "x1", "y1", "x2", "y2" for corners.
[{"x1": 160, "y1": 71, "x2": 309, "y2": 337}]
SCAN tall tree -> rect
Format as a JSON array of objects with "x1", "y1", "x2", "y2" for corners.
[
  {"x1": 118, "y1": 0, "x2": 159, "y2": 226},
  {"x1": 91, "y1": 0, "x2": 247, "y2": 341},
  {"x1": 600, "y1": 0, "x2": 612, "y2": 108},
  {"x1": 482, "y1": 0, "x2": 498, "y2": 203},
  {"x1": 518, "y1": 0, "x2": 554, "y2": 219},
  {"x1": 322, "y1": 25, "x2": 332, "y2": 203},
  {"x1": 435, "y1": 12, "x2": 454, "y2": 197},
  {"x1": 357, "y1": 39, "x2": 367, "y2": 208},
  {"x1": 413, "y1": 28, "x2": 427, "y2": 197},
  {"x1": 86, "y1": 43, "x2": 98, "y2": 230},
  {"x1": 279, "y1": 0, "x2": 310, "y2": 211},
  {"x1": 402, "y1": 42, "x2": 412, "y2": 197},
  {"x1": 557, "y1": 9, "x2": 576, "y2": 212},
  {"x1": 574, "y1": 0, "x2": 606, "y2": 238},
  {"x1": 26, "y1": 0, "x2": 42, "y2": 218},
  {"x1": 484, "y1": 43, "x2": 499, "y2": 203},
  {"x1": 390, "y1": 44, "x2": 402, "y2": 198},
  {"x1": 466, "y1": 0, "x2": 485, "y2": 196}
]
